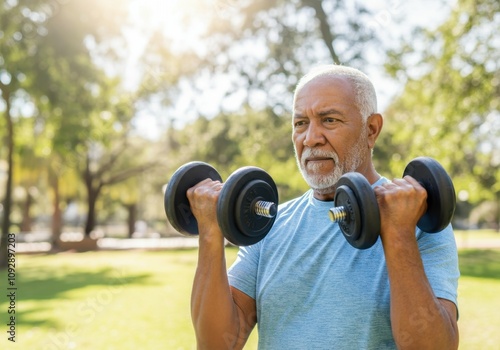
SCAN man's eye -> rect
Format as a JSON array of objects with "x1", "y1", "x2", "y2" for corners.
[
  {"x1": 294, "y1": 120, "x2": 307, "y2": 127},
  {"x1": 324, "y1": 118, "x2": 338, "y2": 124}
]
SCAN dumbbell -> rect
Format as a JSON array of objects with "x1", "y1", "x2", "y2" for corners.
[
  {"x1": 329, "y1": 157, "x2": 456, "y2": 249},
  {"x1": 164, "y1": 162, "x2": 279, "y2": 246}
]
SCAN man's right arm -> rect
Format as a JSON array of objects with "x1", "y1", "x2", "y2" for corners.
[{"x1": 188, "y1": 180, "x2": 257, "y2": 349}]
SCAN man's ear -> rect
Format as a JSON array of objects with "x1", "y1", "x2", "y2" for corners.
[{"x1": 366, "y1": 113, "x2": 383, "y2": 149}]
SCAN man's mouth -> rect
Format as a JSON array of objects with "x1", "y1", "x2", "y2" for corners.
[
  {"x1": 305, "y1": 157, "x2": 333, "y2": 163},
  {"x1": 304, "y1": 157, "x2": 335, "y2": 170}
]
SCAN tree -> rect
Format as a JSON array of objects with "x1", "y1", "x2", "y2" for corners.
[
  {"x1": 78, "y1": 93, "x2": 158, "y2": 236},
  {"x1": 0, "y1": 0, "x2": 130, "y2": 265},
  {"x1": 382, "y1": 0, "x2": 500, "y2": 228},
  {"x1": 0, "y1": 0, "x2": 48, "y2": 266},
  {"x1": 22, "y1": 0, "x2": 142, "y2": 240},
  {"x1": 13, "y1": 113, "x2": 47, "y2": 232}
]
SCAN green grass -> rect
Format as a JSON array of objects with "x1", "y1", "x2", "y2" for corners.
[
  {"x1": 0, "y1": 248, "x2": 255, "y2": 350},
  {"x1": 457, "y1": 249, "x2": 500, "y2": 350},
  {"x1": 0, "y1": 232, "x2": 499, "y2": 349}
]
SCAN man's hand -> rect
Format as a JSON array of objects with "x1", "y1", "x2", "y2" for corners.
[
  {"x1": 374, "y1": 175, "x2": 428, "y2": 243},
  {"x1": 186, "y1": 178, "x2": 223, "y2": 235}
]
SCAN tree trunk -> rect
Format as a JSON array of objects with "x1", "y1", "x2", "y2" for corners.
[
  {"x1": 50, "y1": 171, "x2": 63, "y2": 246},
  {"x1": 302, "y1": 0, "x2": 341, "y2": 64},
  {"x1": 496, "y1": 192, "x2": 499, "y2": 233},
  {"x1": 0, "y1": 90, "x2": 13, "y2": 269},
  {"x1": 84, "y1": 186, "x2": 100, "y2": 236},
  {"x1": 84, "y1": 155, "x2": 99, "y2": 236},
  {"x1": 126, "y1": 203, "x2": 137, "y2": 238},
  {"x1": 20, "y1": 188, "x2": 33, "y2": 232}
]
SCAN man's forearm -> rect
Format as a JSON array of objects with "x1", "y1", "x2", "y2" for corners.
[
  {"x1": 191, "y1": 232, "x2": 241, "y2": 350},
  {"x1": 383, "y1": 233, "x2": 459, "y2": 350}
]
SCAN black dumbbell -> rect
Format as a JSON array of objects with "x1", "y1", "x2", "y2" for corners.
[
  {"x1": 164, "y1": 161, "x2": 279, "y2": 246},
  {"x1": 329, "y1": 157, "x2": 456, "y2": 249}
]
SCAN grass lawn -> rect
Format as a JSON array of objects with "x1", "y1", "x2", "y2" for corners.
[
  {"x1": 0, "y1": 248, "x2": 254, "y2": 350},
  {"x1": 457, "y1": 249, "x2": 500, "y2": 350},
  {"x1": 1, "y1": 230, "x2": 499, "y2": 349}
]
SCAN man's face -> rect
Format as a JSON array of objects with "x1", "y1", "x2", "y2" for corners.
[{"x1": 292, "y1": 75, "x2": 370, "y2": 197}]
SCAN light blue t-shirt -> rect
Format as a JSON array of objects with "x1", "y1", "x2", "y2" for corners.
[{"x1": 228, "y1": 177, "x2": 459, "y2": 349}]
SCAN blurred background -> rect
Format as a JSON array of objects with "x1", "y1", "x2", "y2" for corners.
[
  {"x1": 0, "y1": 0, "x2": 498, "y2": 252},
  {"x1": 0, "y1": 0, "x2": 499, "y2": 349}
]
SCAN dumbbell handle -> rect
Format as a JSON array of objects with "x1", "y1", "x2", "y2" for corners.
[
  {"x1": 254, "y1": 200, "x2": 277, "y2": 218},
  {"x1": 328, "y1": 206, "x2": 347, "y2": 223}
]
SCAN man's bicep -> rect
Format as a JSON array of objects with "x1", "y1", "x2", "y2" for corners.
[
  {"x1": 438, "y1": 298, "x2": 459, "y2": 347},
  {"x1": 439, "y1": 298, "x2": 458, "y2": 322},
  {"x1": 231, "y1": 286, "x2": 257, "y2": 348}
]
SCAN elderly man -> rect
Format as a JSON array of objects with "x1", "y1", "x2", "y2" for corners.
[{"x1": 187, "y1": 65, "x2": 459, "y2": 349}]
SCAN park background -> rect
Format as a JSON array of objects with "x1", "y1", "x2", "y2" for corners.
[{"x1": 0, "y1": 0, "x2": 499, "y2": 349}]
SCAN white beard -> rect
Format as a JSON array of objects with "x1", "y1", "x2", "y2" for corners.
[{"x1": 295, "y1": 133, "x2": 368, "y2": 195}]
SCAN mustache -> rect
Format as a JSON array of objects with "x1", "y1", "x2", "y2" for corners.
[{"x1": 300, "y1": 148, "x2": 339, "y2": 165}]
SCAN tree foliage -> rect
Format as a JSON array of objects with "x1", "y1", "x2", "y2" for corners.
[
  {"x1": 380, "y1": 0, "x2": 499, "y2": 228},
  {"x1": 178, "y1": 0, "x2": 379, "y2": 116},
  {"x1": 382, "y1": 0, "x2": 499, "y2": 200},
  {"x1": 0, "y1": 0, "x2": 150, "y2": 265}
]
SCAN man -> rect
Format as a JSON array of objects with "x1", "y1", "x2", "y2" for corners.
[{"x1": 186, "y1": 65, "x2": 459, "y2": 349}]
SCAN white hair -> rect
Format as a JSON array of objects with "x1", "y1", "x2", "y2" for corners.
[{"x1": 293, "y1": 65, "x2": 378, "y2": 120}]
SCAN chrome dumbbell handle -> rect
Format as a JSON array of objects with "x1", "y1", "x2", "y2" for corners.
[
  {"x1": 254, "y1": 200, "x2": 277, "y2": 218},
  {"x1": 328, "y1": 206, "x2": 347, "y2": 222}
]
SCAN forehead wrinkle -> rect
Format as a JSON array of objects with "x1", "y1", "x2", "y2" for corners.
[
  {"x1": 317, "y1": 108, "x2": 343, "y2": 116},
  {"x1": 294, "y1": 103, "x2": 347, "y2": 119}
]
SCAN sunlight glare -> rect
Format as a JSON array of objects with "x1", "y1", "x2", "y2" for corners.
[
  {"x1": 127, "y1": 0, "x2": 210, "y2": 54},
  {"x1": 123, "y1": 0, "x2": 210, "y2": 93}
]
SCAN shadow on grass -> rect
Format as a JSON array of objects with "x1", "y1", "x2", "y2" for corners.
[
  {"x1": 0, "y1": 264, "x2": 155, "y2": 331},
  {"x1": 459, "y1": 249, "x2": 500, "y2": 280},
  {"x1": 19, "y1": 267, "x2": 153, "y2": 299}
]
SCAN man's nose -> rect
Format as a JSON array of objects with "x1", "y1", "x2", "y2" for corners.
[{"x1": 303, "y1": 122, "x2": 326, "y2": 148}]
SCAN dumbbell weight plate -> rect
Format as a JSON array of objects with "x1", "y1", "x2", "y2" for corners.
[
  {"x1": 218, "y1": 167, "x2": 278, "y2": 246},
  {"x1": 403, "y1": 157, "x2": 456, "y2": 233},
  {"x1": 335, "y1": 173, "x2": 381, "y2": 249},
  {"x1": 164, "y1": 162, "x2": 223, "y2": 236}
]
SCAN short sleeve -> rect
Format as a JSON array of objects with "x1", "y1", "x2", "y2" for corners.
[
  {"x1": 227, "y1": 242, "x2": 261, "y2": 300},
  {"x1": 417, "y1": 224, "x2": 460, "y2": 308}
]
